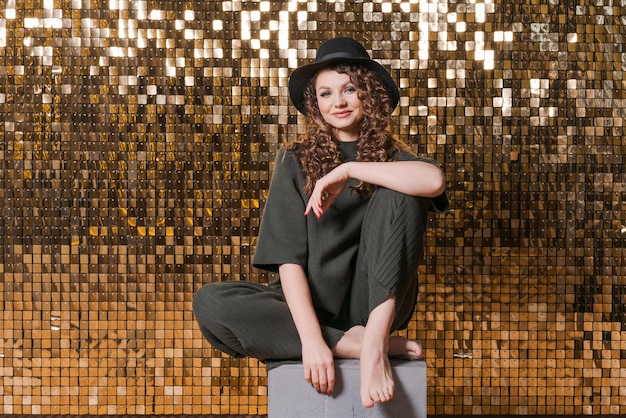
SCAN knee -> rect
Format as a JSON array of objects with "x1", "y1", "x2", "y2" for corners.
[
  {"x1": 193, "y1": 283, "x2": 224, "y2": 321},
  {"x1": 371, "y1": 188, "x2": 430, "y2": 224}
]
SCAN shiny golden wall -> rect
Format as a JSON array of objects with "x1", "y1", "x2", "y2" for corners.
[{"x1": 1, "y1": 0, "x2": 625, "y2": 416}]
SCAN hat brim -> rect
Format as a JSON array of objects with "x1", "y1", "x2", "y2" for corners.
[{"x1": 288, "y1": 57, "x2": 400, "y2": 115}]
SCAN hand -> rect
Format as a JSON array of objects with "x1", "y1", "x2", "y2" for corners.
[
  {"x1": 304, "y1": 163, "x2": 350, "y2": 218},
  {"x1": 302, "y1": 341, "x2": 336, "y2": 395}
]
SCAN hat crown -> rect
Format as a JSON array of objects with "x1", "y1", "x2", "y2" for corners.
[{"x1": 315, "y1": 37, "x2": 371, "y2": 63}]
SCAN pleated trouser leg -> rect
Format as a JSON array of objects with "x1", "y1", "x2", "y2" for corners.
[
  {"x1": 347, "y1": 187, "x2": 430, "y2": 331},
  {"x1": 192, "y1": 281, "x2": 303, "y2": 360}
]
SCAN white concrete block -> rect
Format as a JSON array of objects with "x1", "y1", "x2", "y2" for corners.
[{"x1": 268, "y1": 359, "x2": 427, "y2": 418}]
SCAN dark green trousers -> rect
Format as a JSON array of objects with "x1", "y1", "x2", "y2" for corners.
[{"x1": 192, "y1": 188, "x2": 430, "y2": 360}]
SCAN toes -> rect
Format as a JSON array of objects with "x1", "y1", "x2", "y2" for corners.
[{"x1": 361, "y1": 393, "x2": 375, "y2": 408}]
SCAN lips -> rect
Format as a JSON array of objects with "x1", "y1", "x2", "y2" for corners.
[{"x1": 333, "y1": 110, "x2": 352, "y2": 118}]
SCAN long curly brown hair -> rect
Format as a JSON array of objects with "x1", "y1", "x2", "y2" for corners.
[{"x1": 287, "y1": 64, "x2": 409, "y2": 197}]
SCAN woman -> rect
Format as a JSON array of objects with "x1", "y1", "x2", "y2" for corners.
[{"x1": 193, "y1": 37, "x2": 448, "y2": 409}]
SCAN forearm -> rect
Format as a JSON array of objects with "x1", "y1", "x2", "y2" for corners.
[
  {"x1": 278, "y1": 263, "x2": 336, "y2": 394},
  {"x1": 278, "y1": 263, "x2": 326, "y2": 346},
  {"x1": 344, "y1": 161, "x2": 445, "y2": 197}
]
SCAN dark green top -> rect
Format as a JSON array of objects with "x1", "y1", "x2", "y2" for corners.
[{"x1": 253, "y1": 141, "x2": 448, "y2": 321}]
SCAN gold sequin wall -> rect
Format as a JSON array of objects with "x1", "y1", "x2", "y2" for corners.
[{"x1": 0, "y1": 0, "x2": 625, "y2": 416}]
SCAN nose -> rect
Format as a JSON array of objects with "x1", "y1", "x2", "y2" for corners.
[{"x1": 334, "y1": 94, "x2": 347, "y2": 107}]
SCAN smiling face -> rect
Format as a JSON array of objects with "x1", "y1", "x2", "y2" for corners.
[{"x1": 314, "y1": 68, "x2": 364, "y2": 142}]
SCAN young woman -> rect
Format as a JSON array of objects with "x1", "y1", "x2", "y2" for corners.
[{"x1": 193, "y1": 37, "x2": 448, "y2": 409}]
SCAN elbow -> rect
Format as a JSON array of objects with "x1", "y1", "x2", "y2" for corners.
[{"x1": 428, "y1": 170, "x2": 446, "y2": 198}]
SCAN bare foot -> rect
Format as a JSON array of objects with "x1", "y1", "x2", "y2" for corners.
[
  {"x1": 335, "y1": 328, "x2": 424, "y2": 361},
  {"x1": 360, "y1": 345, "x2": 395, "y2": 408},
  {"x1": 333, "y1": 324, "x2": 424, "y2": 408},
  {"x1": 332, "y1": 325, "x2": 365, "y2": 358},
  {"x1": 389, "y1": 336, "x2": 424, "y2": 360}
]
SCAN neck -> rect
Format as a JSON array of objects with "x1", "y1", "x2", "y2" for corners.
[{"x1": 334, "y1": 130, "x2": 358, "y2": 142}]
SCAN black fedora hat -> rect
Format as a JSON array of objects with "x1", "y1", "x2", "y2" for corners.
[{"x1": 288, "y1": 37, "x2": 400, "y2": 115}]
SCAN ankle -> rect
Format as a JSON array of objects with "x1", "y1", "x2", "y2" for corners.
[{"x1": 333, "y1": 328, "x2": 365, "y2": 359}]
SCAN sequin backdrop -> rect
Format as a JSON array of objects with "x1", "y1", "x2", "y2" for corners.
[{"x1": 1, "y1": 0, "x2": 625, "y2": 416}]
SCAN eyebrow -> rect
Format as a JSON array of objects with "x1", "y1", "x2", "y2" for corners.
[{"x1": 316, "y1": 81, "x2": 354, "y2": 91}]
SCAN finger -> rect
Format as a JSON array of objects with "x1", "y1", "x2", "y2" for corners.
[
  {"x1": 317, "y1": 368, "x2": 328, "y2": 394},
  {"x1": 326, "y1": 364, "x2": 336, "y2": 394},
  {"x1": 310, "y1": 370, "x2": 320, "y2": 392},
  {"x1": 304, "y1": 200, "x2": 313, "y2": 216},
  {"x1": 304, "y1": 197, "x2": 320, "y2": 216},
  {"x1": 304, "y1": 365, "x2": 313, "y2": 385},
  {"x1": 304, "y1": 197, "x2": 323, "y2": 218}
]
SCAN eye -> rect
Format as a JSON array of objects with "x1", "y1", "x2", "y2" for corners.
[
  {"x1": 345, "y1": 86, "x2": 357, "y2": 93},
  {"x1": 318, "y1": 90, "x2": 331, "y2": 98}
]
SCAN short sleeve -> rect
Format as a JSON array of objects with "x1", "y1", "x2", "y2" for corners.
[
  {"x1": 252, "y1": 148, "x2": 309, "y2": 273},
  {"x1": 396, "y1": 149, "x2": 450, "y2": 213}
]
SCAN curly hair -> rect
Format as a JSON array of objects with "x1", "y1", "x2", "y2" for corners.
[{"x1": 287, "y1": 64, "x2": 409, "y2": 197}]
